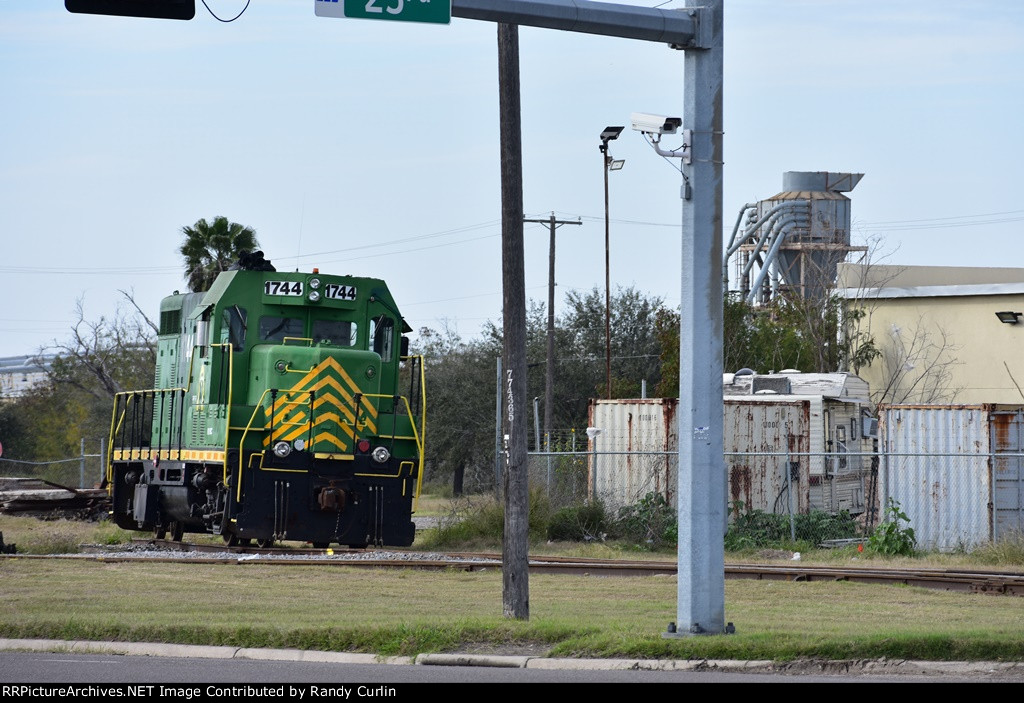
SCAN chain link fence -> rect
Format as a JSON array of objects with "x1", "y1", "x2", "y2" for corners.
[
  {"x1": 524, "y1": 447, "x2": 1024, "y2": 551},
  {"x1": 0, "y1": 440, "x2": 106, "y2": 490}
]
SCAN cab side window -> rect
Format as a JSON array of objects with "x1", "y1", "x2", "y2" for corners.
[
  {"x1": 372, "y1": 316, "x2": 394, "y2": 361},
  {"x1": 221, "y1": 306, "x2": 247, "y2": 351}
]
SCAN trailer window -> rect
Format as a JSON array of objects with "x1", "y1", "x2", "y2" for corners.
[
  {"x1": 312, "y1": 319, "x2": 357, "y2": 347},
  {"x1": 259, "y1": 316, "x2": 303, "y2": 342}
]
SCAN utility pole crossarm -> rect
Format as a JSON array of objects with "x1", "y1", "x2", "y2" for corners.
[{"x1": 453, "y1": 0, "x2": 702, "y2": 48}]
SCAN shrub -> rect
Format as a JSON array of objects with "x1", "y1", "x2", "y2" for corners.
[
  {"x1": 612, "y1": 492, "x2": 677, "y2": 549},
  {"x1": 417, "y1": 489, "x2": 552, "y2": 548},
  {"x1": 547, "y1": 502, "x2": 608, "y2": 542},
  {"x1": 724, "y1": 505, "x2": 858, "y2": 550}
]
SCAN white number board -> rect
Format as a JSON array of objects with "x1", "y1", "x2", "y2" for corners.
[
  {"x1": 264, "y1": 281, "x2": 303, "y2": 296},
  {"x1": 325, "y1": 283, "x2": 358, "y2": 300}
]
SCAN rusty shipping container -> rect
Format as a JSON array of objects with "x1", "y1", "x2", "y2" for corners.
[
  {"x1": 878, "y1": 404, "x2": 1024, "y2": 550},
  {"x1": 588, "y1": 372, "x2": 873, "y2": 515},
  {"x1": 586, "y1": 398, "x2": 678, "y2": 510}
]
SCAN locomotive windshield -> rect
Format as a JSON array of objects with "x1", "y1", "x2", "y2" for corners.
[
  {"x1": 259, "y1": 316, "x2": 303, "y2": 342},
  {"x1": 312, "y1": 319, "x2": 356, "y2": 347}
]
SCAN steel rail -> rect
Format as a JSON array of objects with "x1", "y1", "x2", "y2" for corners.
[{"x1": 7, "y1": 541, "x2": 1019, "y2": 596}]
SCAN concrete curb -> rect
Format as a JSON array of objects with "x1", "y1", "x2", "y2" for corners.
[
  {"x1": 2, "y1": 639, "x2": 1023, "y2": 677},
  {"x1": 417, "y1": 653, "x2": 530, "y2": 668}
]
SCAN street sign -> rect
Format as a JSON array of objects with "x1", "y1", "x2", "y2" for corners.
[{"x1": 315, "y1": 0, "x2": 451, "y2": 25}]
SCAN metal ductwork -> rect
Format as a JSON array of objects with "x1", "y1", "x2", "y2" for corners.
[{"x1": 727, "y1": 171, "x2": 865, "y2": 302}]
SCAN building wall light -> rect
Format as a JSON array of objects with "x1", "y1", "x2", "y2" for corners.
[{"x1": 995, "y1": 311, "x2": 1022, "y2": 324}]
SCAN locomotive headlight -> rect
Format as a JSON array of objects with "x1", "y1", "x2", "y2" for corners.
[
  {"x1": 273, "y1": 441, "x2": 292, "y2": 458},
  {"x1": 293, "y1": 438, "x2": 306, "y2": 452},
  {"x1": 308, "y1": 290, "x2": 321, "y2": 302},
  {"x1": 309, "y1": 277, "x2": 321, "y2": 290},
  {"x1": 371, "y1": 446, "x2": 390, "y2": 464}
]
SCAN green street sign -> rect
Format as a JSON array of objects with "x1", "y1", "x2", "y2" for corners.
[{"x1": 315, "y1": 0, "x2": 451, "y2": 25}]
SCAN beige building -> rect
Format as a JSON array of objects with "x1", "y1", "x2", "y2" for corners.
[{"x1": 837, "y1": 264, "x2": 1024, "y2": 405}]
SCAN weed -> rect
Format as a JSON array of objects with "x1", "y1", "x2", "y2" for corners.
[
  {"x1": 417, "y1": 489, "x2": 551, "y2": 549},
  {"x1": 19, "y1": 527, "x2": 82, "y2": 555},
  {"x1": 867, "y1": 499, "x2": 917, "y2": 556},
  {"x1": 971, "y1": 532, "x2": 1024, "y2": 566}
]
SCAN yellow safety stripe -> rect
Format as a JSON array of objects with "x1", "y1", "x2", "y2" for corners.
[{"x1": 111, "y1": 449, "x2": 226, "y2": 463}]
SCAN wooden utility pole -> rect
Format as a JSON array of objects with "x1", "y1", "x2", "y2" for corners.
[
  {"x1": 523, "y1": 213, "x2": 581, "y2": 444},
  {"x1": 498, "y1": 22, "x2": 529, "y2": 621}
]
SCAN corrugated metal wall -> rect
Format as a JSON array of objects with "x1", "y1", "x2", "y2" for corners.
[
  {"x1": 991, "y1": 408, "x2": 1024, "y2": 540},
  {"x1": 587, "y1": 399, "x2": 678, "y2": 510},
  {"x1": 724, "y1": 399, "x2": 810, "y2": 514},
  {"x1": 879, "y1": 405, "x2": 994, "y2": 550}
]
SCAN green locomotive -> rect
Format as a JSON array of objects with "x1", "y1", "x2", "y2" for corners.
[{"x1": 107, "y1": 253, "x2": 425, "y2": 548}]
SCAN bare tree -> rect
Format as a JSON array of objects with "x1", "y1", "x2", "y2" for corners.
[
  {"x1": 870, "y1": 316, "x2": 962, "y2": 405},
  {"x1": 42, "y1": 291, "x2": 157, "y2": 400}
]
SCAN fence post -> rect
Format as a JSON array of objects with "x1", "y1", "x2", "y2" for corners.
[
  {"x1": 991, "y1": 449, "x2": 998, "y2": 543},
  {"x1": 786, "y1": 443, "x2": 795, "y2": 542},
  {"x1": 79, "y1": 437, "x2": 86, "y2": 489},
  {"x1": 545, "y1": 432, "x2": 552, "y2": 498},
  {"x1": 99, "y1": 436, "x2": 106, "y2": 488}
]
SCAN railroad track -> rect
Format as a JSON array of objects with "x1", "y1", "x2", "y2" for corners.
[{"x1": 3, "y1": 539, "x2": 1019, "y2": 597}]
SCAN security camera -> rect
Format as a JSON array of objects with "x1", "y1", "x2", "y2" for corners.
[{"x1": 630, "y1": 112, "x2": 682, "y2": 135}]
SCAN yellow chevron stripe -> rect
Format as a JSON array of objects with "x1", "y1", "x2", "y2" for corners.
[
  {"x1": 258, "y1": 356, "x2": 381, "y2": 452},
  {"x1": 269, "y1": 416, "x2": 356, "y2": 448},
  {"x1": 313, "y1": 431, "x2": 347, "y2": 451},
  {"x1": 322, "y1": 357, "x2": 379, "y2": 419}
]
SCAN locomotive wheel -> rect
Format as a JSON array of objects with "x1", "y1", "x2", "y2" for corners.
[
  {"x1": 312, "y1": 541, "x2": 329, "y2": 549},
  {"x1": 223, "y1": 533, "x2": 240, "y2": 547},
  {"x1": 154, "y1": 525, "x2": 167, "y2": 540},
  {"x1": 170, "y1": 522, "x2": 184, "y2": 542},
  {"x1": 257, "y1": 538, "x2": 275, "y2": 549}
]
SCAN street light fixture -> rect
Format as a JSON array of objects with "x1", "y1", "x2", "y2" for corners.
[{"x1": 600, "y1": 126, "x2": 624, "y2": 400}]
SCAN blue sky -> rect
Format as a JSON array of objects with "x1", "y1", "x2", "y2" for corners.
[{"x1": 1, "y1": 1, "x2": 1022, "y2": 358}]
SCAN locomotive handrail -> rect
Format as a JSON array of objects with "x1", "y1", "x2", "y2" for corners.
[
  {"x1": 210, "y1": 343, "x2": 234, "y2": 487},
  {"x1": 106, "y1": 343, "x2": 234, "y2": 487},
  {"x1": 359, "y1": 380, "x2": 426, "y2": 510},
  {"x1": 282, "y1": 336, "x2": 314, "y2": 347},
  {"x1": 237, "y1": 387, "x2": 277, "y2": 503},
  {"x1": 107, "y1": 378, "x2": 189, "y2": 485}
]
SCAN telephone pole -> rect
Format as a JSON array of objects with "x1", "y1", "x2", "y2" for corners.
[{"x1": 524, "y1": 213, "x2": 581, "y2": 444}]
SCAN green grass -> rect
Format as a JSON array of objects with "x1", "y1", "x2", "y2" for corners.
[
  {"x1": 6, "y1": 508, "x2": 1024, "y2": 663},
  {"x1": 3, "y1": 558, "x2": 1024, "y2": 661}
]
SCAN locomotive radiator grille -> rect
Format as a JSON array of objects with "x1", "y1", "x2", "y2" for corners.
[{"x1": 260, "y1": 357, "x2": 378, "y2": 455}]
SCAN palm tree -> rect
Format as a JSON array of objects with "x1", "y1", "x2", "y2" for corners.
[{"x1": 179, "y1": 216, "x2": 259, "y2": 292}]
